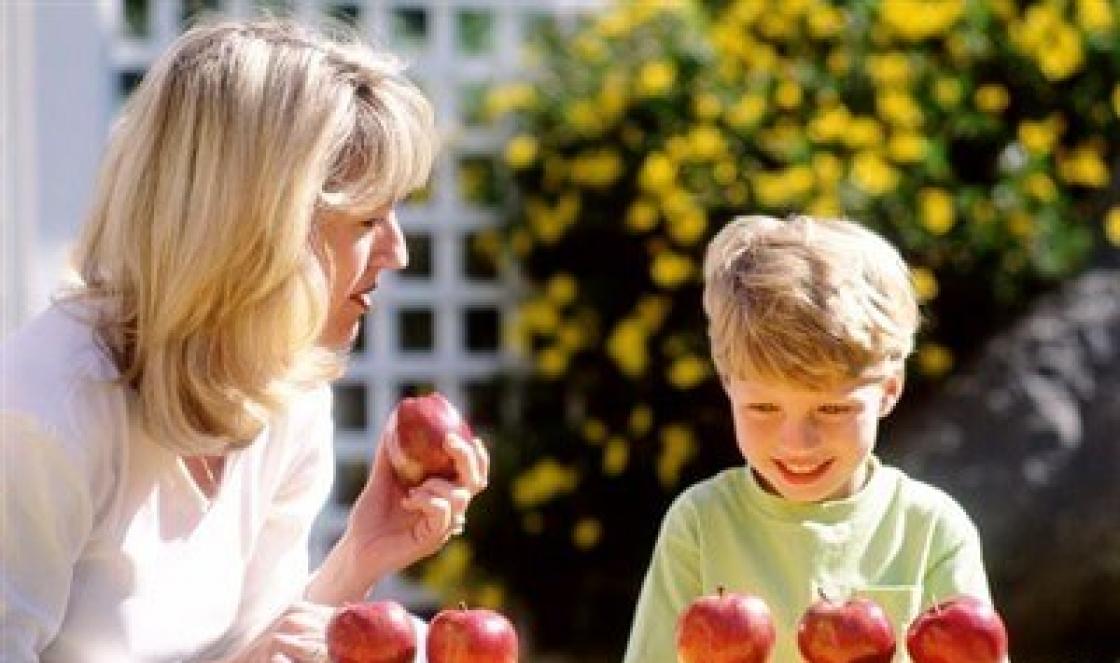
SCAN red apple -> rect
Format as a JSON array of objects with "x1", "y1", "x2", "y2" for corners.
[
  {"x1": 797, "y1": 594, "x2": 896, "y2": 663},
  {"x1": 676, "y1": 587, "x2": 775, "y2": 663},
  {"x1": 390, "y1": 392, "x2": 473, "y2": 487},
  {"x1": 426, "y1": 603, "x2": 519, "y2": 663},
  {"x1": 326, "y1": 600, "x2": 417, "y2": 663},
  {"x1": 906, "y1": 595, "x2": 1008, "y2": 663}
]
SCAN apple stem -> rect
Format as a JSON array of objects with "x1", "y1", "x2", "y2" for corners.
[
  {"x1": 717, "y1": 586, "x2": 725, "y2": 598},
  {"x1": 458, "y1": 601, "x2": 468, "y2": 611}
]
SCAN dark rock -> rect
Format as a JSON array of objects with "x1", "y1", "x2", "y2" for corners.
[{"x1": 885, "y1": 269, "x2": 1120, "y2": 662}]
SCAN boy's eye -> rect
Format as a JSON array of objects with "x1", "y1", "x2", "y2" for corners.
[
  {"x1": 746, "y1": 403, "x2": 780, "y2": 414},
  {"x1": 818, "y1": 404, "x2": 856, "y2": 416}
]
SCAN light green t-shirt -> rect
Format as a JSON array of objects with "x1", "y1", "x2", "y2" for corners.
[{"x1": 623, "y1": 457, "x2": 997, "y2": 663}]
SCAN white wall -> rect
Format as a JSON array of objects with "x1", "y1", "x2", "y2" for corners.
[{"x1": 1, "y1": 1, "x2": 113, "y2": 337}]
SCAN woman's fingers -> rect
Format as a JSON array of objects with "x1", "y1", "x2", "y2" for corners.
[
  {"x1": 443, "y1": 434, "x2": 488, "y2": 495},
  {"x1": 402, "y1": 486, "x2": 452, "y2": 543}
]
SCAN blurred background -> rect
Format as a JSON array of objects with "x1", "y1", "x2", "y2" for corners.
[{"x1": 2, "y1": 1, "x2": 1118, "y2": 661}]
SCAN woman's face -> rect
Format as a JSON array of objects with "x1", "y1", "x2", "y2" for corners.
[{"x1": 315, "y1": 205, "x2": 407, "y2": 350}]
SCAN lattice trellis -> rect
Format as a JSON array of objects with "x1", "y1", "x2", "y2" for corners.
[{"x1": 109, "y1": 0, "x2": 598, "y2": 600}]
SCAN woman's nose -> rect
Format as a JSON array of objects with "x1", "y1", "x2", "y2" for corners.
[{"x1": 374, "y1": 211, "x2": 408, "y2": 270}]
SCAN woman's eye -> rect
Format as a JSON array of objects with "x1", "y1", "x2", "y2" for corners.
[
  {"x1": 818, "y1": 404, "x2": 854, "y2": 416},
  {"x1": 361, "y1": 218, "x2": 384, "y2": 230},
  {"x1": 747, "y1": 403, "x2": 779, "y2": 414}
]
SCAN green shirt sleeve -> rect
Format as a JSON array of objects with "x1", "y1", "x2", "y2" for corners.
[{"x1": 622, "y1": 492, "x2": 702, "y2": 663}]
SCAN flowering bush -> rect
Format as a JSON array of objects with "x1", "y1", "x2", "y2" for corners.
[{"x1": 416, "y1": 0, "x2": 1118, "y2": 657}]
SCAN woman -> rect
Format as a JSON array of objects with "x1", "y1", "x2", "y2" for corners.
[{"x1": 0, "y1": 17, "x2": 487, "y2": 662}]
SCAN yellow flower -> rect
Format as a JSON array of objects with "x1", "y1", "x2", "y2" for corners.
[
  {"x1": 594, "y1": 9, "x2": 634, "y2": 38},
  {"x1": 910, "y1": 266, "x2": 939, "y2": 303},
  {"x1": 879, "y1": 0, "x2": 966, "y2": 41},
  {"x1": 808, "y1": 105, "x2": 852, "y2": 143},
  {"x1": 570, "y1": 149, "x2": 624, "y2": 188},
  {"x1": 851, "y1": 151, "x2": 898, "y2": 197},
  {"x1": 484, "y1": 83, "x2": 537, "y2": 119},
  {"x1": 919, "y1": 187, "x2": 956, "y2": 235},
  {"x1": 775, "y1": 80, "x2": 803, "y2": 110},
  {"x1": 607, "y1": 318, "x2": 648, "y2": 376},
  {"x1": 629, "y1": 404, "x2": 654, "y2": 436},
  {"x1": 558, "y1": 322, "x2": 586, "y2": 351},
  {"x1": 1076, "y1": 0, "x2": 1114, "y2": 32},
  {"x1": 844, "y1": 117, "x2": 885, "y2": 150},
  {"x1": 536, "y1": 346, "x2": 568, "y2": 378},
  {"x1": 1012, "y1": 5, "x2": 1085, "y2": 81},
  {"x1": 827, "y1": 49, "x2": 850, "y2": 75},
  {"x1": 1104, "y1": 207, "x2": 1120, "y2": 246},
  {"x1": 667, "y1": 355, "x2": 710, "y2": 390},
  {"x1": 572, "y1": 517, "x2": 602, "y2": 550},
  {"x1": 504, "y1": 135, "x2": 538, "y2": 170},
  {"x1": 602, "y1": 437, "x2": 629, "y2": 476},
  {"x1": 422, "y1": 539, "x2": 472, "y2": 593},
  {"x1": 1113, "y1": 84, "x2": 1120, "y2": 117},
  {"x1": 546, "y1": 273, "x2": 577, "y2": 306},
  {"x1": 1007, "y1": 210, "x2": 1035, "y2": 237},
  {"x1": 627, "y1": 199, "x2": 660, "y2": 233},
  {"x1": 583, "y1": 418, "x2": 607, "y2": 444},
  {"x1": 877, "y1": 90, "x2": 924, "y2": 128},
  {"x1": 598, "y1": 73, "x2": 630, "y2": 121},
  {"x1": 726, "y1": 94, "x2": 767, "y2": 129},
  {"x1": 518, "y1": 298, "x2": 559, "y2": 334},
  {"x1": 726, "y1": 182, "x2": 750, "y2": 206},
  {"x1": 917, "y1": 342, "x2": 954, "y2": 377},
  {"x1": 753, "y1": 166, "x2": 815, "y2": 208},
  {"x1": 650, "y1": 251, "x2": 695, "y2": 289},
  {"x1": 974, "y1": 84, "x2": 1010, "y2": 114},
  {"x1": 1024, "y1": 172, "x2": 1058, "y2": 202},
  {"x1": 512, "y1": 459, "x2": 579, "y2": 508},
  {"x1": 714, "y1": 160, "x2": 738, "y2": 186},
  {"x1": 693, "y1": 92, "x2": 723, "y2": 120},
  {"x1": 687, "y1": 124, "x2": 726, "y2": 161},
  {"x1": 808, "y1": 6, "x2": 845, "y2": 38},
  {"x1": 888, "y1": 132, "x2": 926, "y2": 163},
  {"x1": 639, "y1": 152, "x2": 678, "y2": 192},
  {"x1": 867, "y1": 52, "x2": 912, "y2": 88},
  {"x1": 565, "y1": 99, "x2": 603, "y2": 135},
  {"x1": 812, "y1": 152, "x2": 844, "y2": 184},
  {"x1": 1018, "y1": 116, "x2": 1064, "y2": 155},
  {"x1": 574, "y1": 34, "x2": 607, "y2": 63},
  {"x1": 1058, "y1": 143, "x2": 1110, "y2": 187},
  {"x1": 667, "y1": 210, "x2": 709, "y2": 246},
  {"x1": 933, "y1": 77, "x2": 963, "y2": 108},
  {"x1": 637, "y1": 60, "x2": 677, "y2": 97},
  {"x1": 808, "y1": 195, "x2": 842, "y2": 217},
  {"x1": 472, "y1": 584, "x2": 505, "y2": 610},
  {"x1": 658, "y1": 424, "x2": 697, "y2": 488},
  {"x1": 636, "y1": 295, "x2": 671, "y2": 329}
]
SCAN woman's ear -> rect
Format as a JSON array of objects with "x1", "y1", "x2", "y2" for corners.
[{"x1": 879, "y1": 370, "x2": 905, "y2": 417}]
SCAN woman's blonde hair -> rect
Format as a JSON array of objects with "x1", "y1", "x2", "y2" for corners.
[
  {"x1": 702, "y1": 215, "x2": 919, "y2": 387},
  {"x1": 73, "y1": 17, "x2": 437, "y2": 454}
]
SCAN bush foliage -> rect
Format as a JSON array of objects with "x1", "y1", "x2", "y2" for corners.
[{"x1": 416, "y1": 0, "x2": 1119, "y2": 657}]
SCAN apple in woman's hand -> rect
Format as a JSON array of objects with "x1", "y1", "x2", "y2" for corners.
[
  {"x1": 676, "y1": 587, "x2": 775, "y2": 663},
  {"x1": 906, "y1": 596, "x2": 1008, "y2": 663},
  {"x1": 326, "y1": 600, "x2": 416, "y2": 663},
  {"x1": 389, "y1": 392, "x2": 473, "y2": 487},
  {"x1": 797, "y1": 593, "x2": 896, "y2": 663},
  {"x1": 426, "y1": 603, "x2": 518, "y2": 663}
]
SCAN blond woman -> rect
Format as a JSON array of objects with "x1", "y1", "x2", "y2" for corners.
[{"x1": 0, "y1": 18, "x2": 487, "y2": 662}]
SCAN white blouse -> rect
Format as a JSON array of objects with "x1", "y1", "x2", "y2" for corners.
[{"x1": 1, "y1": 302, "x2": 335, "y2": 662}]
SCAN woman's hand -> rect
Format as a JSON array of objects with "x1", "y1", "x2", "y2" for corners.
[
  {"x1": 217, "y1": 601, "x2": 333, "y2": 663},
  {"x1": 306, "y1": 416, "x2": 489, "y2": 605}
]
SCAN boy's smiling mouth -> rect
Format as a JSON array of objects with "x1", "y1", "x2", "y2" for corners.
[{"x1": 774, "y1": 459, "x2": 834, "y2": 485}]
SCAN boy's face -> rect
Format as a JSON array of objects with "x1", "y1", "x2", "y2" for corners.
[{"x1": 722, "y1": 370, "x2": 903, "y2": 503}]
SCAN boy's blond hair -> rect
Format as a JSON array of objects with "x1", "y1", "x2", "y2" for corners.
[
  {"x1": 702, "y1": 215, "x2": 919, "y2": 386},
  {"x1": 72, "y1": 18, "x2": 437, "y2": 454}
]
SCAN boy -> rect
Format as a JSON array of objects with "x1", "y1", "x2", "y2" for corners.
[{"x1": 623, "y1": 215, "x2": 1000, "y2": 662}]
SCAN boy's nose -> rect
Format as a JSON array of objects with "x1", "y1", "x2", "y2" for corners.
[{"x1": 779, "y1": 418, "x2": 820, "y2": 450}]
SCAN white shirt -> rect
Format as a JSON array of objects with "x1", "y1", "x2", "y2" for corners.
[{"x1": 1, "y1": 301, "x2": 335, "y2": 662}]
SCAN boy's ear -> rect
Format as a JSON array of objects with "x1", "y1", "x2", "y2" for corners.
[{"x1": 878, "y1": 370, "x2": 905, "y2": 417}]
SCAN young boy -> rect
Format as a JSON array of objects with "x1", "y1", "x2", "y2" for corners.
[{"x1": 623, "y1": 215, "x2": 1000, "y2": 662}]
